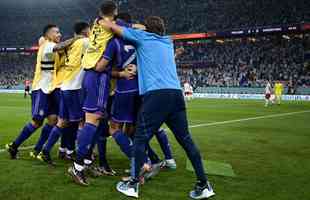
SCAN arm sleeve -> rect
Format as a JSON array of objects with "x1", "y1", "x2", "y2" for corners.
[
  {"x1": 116, "y1": 19, "x2": 132, "y2": 28},
  {"x1": 103, "y1": 39, "x2": 117, "y2": 61},
  {"x1": 122, "y1": 27, "x2": 144, "y2": 45}
]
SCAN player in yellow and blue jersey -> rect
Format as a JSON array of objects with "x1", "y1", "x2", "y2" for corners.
[
  {"x1": 37, "y1": 22, "x2": 91, "y2": 165},
  {"x1": 274, "y1": 81, "x2": 284, "y2": 105},
  {"x1": 6, "y1": 25, "x2": 61, "y2": 159}
]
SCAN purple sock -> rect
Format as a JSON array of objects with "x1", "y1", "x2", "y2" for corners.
[
  {"x1": 43, "y1": 126, "x2": 64, "y2": 153},
  {"x1": 34, "y1": 124, "x2": 53, "y2": 153},
  {"x1": 112, "y1": 130, "x2": 133, "y2": 159},
  {"x1": 76, "y1": 123, "x2": 97, "y2": 165},
  {"x1": 14, "y1": 123, "x2": 37, "y2": 148}
]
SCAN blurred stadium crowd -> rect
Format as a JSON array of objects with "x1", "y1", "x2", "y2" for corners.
[
  {"x1": 0, "y1": 53, "x2": 34, "y2": 88},
  {"x1": 176, "y1": 35, "x2": 310, "y2": 89},
  {"x1": 1, "y1": 35, "x2": 310, "y2": 90},
  {"x1": 0, "y1": 0, "x2": 310, "y2": 92},
  {"x1": 0, "y1": 0, "x2": 309, "y2": 46}
]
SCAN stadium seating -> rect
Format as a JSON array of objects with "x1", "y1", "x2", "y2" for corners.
[
  {"x1": 0, "y1": 0, "x2": 309, "y2": 94},
  {"x1": 0, "y1": 53, "x2": 35, "y2": 88},
  {"x1": 176, "y1": 35, "x2": 309, "y2": 90},
  {"x1": 0, "y1": 0, "x2": 310, "y2": 45}
]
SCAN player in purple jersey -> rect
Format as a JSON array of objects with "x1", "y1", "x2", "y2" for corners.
[
  {"x1": 109, "y1": 14, "x2": 177, "y2": 182},
  {"x1": 65, "y1": 6, "x2": 149, "y2": 183},
  {"x1": 67, "y1": 5, "x2": 147, "y2": 186},
  {"x1": 69, "y1": 36, "x2": 119, "y2": 185}
]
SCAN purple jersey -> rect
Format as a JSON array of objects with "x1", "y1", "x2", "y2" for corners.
[
  {"x1": 82, "y1": 38, "x2": 121, "y2": 115},
  {"x1": 103, "y1": 37, "x2": 122, "y2": 74},
  {"x1": 115, "y1": 39, "x2": 139, "y2": 93}
]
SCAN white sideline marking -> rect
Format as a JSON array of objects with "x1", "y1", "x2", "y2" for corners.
[
  {"x1": 188, "y1": 110, "x2": 310, "y2": 128},
  {"x1": 0, "y1": 145, "x2": 35, "y2": 153},
  {"x1": 1, "y1": 110, "x2": 310, "y2": 153}
]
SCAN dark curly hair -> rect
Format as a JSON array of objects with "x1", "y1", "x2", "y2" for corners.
[{"x1": 145, "y1": 16, "x2": 166, "y2": 36}]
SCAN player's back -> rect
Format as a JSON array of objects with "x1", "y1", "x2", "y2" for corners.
[
  {"x1": 115, "y1": 38, "x2": 138, "y2": 93},
  {"x1": 275, "y1": 83, "x2": 279, "y2": 91},
  {"x1": 82, "y1": 18, "x2": 113, "y2": 69},
  {"x1": 62, "y1": 37, "x2": 89, "y2": 90},
  {"x1": 279, "y1": 83, "x2": 283, "y2": 91},
  {"x1": 275, "y1": 83, "x2": 283, "y2": 94}
]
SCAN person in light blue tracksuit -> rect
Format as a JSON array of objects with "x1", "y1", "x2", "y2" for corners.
[{"x1": 102, "y1": 16, "x2": 215, "y2": 199}]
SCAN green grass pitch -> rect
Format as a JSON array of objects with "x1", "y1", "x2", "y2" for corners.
[{"x1": 0, "y1": 93, "x2": 310, "y2": 200}]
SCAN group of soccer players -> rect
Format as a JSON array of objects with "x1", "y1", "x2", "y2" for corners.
[
  {"x1": 265, "y1": 80, "x2": 284, "y2": 107},
  {"x1": 6, "y1": 1, "x2": 215, "y2": 199}
]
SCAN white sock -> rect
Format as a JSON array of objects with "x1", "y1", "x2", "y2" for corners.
[
  {"x1": 66, "y1": 150, "x2": 74, "y2": 155},
  {"x1": 59, "y1": 147, "x2": 66, "y2": 153}
]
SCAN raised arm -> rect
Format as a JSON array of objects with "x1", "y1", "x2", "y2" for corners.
[{"x1": 100, "y1": 20, "x2": 146, "y2": 39}]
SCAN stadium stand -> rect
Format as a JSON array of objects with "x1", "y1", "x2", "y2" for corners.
[
  {"x1": 0, "y1": 0, "x2": 310, "y2": 45},
  {"x1": 176, "y1": 35, "x2": 309, "y2": 88},
  {"x1": 119, "y1": 0, "x2": 310, "y2": 33},
  {"x1": 0, "y1": 0, "x2": 310, "y2": 94},
  {"x1": 0, "y1": 53, "x2": 35, "y2": 89}
]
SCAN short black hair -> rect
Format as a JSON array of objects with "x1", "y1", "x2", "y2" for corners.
[
  {"x1": 100, "y1": 1, "x2": 117, "y2": 16},
  {"x1": 74, "y1": 21, "x2": 90, "y2": 35},
  {"x1": 116, "y1": 12, "x2": 132, "y2": 23},
  {"x1": 145, "y1": 16, "x2": 166, "y2": 36},
  {"x1": 43, "y1": 24, "x2": 58, "y2": 36}
]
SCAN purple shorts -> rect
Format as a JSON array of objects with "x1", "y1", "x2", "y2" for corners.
[
  {"x1": 59, "y1": 89, "x2": 83, "y2": 122},
  {"x1": 111, "y1": 91, "x2": 140, "y2": 123},
  {"x1": 31, "y1": 89, "x2": 60, "y2": 121},
  {"x1": 82, "y1": 70, "x2": 110, "y2": 116}
]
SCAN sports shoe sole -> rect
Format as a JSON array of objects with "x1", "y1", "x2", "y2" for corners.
[
  {"x1": 116, "y1": 182, "x2": 138, "y2": 198},
  {"x1": 67, "y1": 167, "x2": 89, "y2": 187}
]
